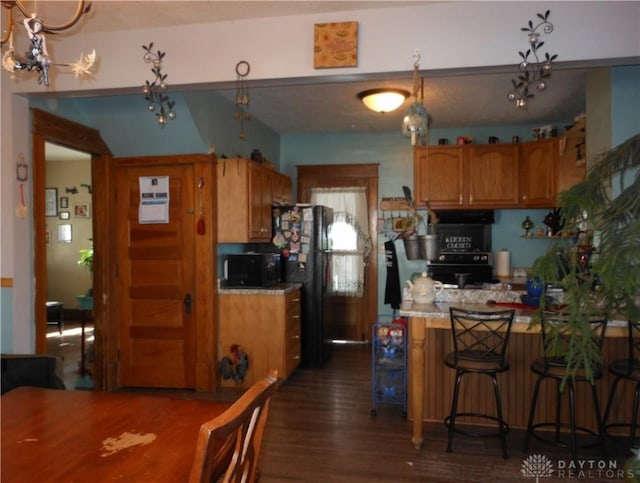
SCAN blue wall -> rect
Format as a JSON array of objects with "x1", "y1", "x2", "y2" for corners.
[
  {"x1": 32, "y1": 91, "x2": 280, "y2": 162},
  {"x1": 611, "y1": 65, "x2": 640, "y2": 197}
]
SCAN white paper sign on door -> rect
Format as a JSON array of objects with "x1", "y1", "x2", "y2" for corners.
[{"x1": 139, "y1": 176, "x2": 169, "y2": 224}]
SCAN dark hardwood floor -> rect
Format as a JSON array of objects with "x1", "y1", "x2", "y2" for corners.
[{"x1": 47, "y1": 326, "x2": 636, "y2": 482}]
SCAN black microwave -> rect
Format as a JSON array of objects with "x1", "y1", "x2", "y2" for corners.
[{"x1": 224, "y1": 253, "x2": 281, "y2": 288}]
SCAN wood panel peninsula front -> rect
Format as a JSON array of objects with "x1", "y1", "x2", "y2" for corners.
[{"x1": 399, "y1": 297, "x2": 629, "y2": 450}]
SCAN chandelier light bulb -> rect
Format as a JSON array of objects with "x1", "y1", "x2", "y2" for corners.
[
  {"x1": 169, "y1": 111, "x2": 176, "y2": 120},
  {"x1": 148, "y1": 103, "x2": 155, "y2": 112},
  {"x1": 144, "y1": 53, "x2": 154, "y2": 63},
  {"x1": 537, "y1": 81, "x2": 547, "y2": 91},
  {"x1": 528, "y1": 32, "x2": 539, "y2": 44},
  {"x1": 158, "y1": 115, "x2": 167, "y2": 125},
  {"x1": 159, "y1": 82, "x2": 167, "y2": 91},
  {"x1": 507, "y1": 91, "x2": 517, "y2": 102},
  {"x1": 143, "y1": 85, "x2": 150, "y2": 95}
]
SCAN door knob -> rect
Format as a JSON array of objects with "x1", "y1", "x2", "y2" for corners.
[{"x1": 184, "y1": 293, "x2": 192, "y2": 314}]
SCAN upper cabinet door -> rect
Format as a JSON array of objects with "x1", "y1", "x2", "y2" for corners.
[
  {"x1": 414, "y1": 146, "x2": 464, "y2": 208},
  {"x1": 519, "y1": 139, "x2": 557, "y2": 208},
  {"x1": 465, "y1": 145, "x2": 520, "y2": 208}
]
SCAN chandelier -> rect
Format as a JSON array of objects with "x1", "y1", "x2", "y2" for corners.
[
  {"x1": 1, "y1": 0, "x2": 96, "y2": 86},
  {"x1": 142, "y1": 42, "x2": 176, "y2": 127},
  {"x1": 401, "y1": 49, "x2": 429, "y2": 146},
  {"x1": 507, "y1": 10, "x2": 557, "y2": 110}
]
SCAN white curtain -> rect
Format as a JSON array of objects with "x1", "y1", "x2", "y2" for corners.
[{"x1": 310, "y1": 187, "x2": 371, "y2": 297}]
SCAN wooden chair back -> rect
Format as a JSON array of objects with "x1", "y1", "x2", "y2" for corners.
[{"x1": 189, "y1": 370, "x2": 278, "y2": 483}]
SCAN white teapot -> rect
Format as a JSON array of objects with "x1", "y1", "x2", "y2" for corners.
[{"x1": 407, "y1": 272, "x2": 444, "y2": 304}]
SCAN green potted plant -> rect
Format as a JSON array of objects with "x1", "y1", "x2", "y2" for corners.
[
  {"x1": 78, "y1": 248, "x2": 93, "y2": 273},
  {"x1": 530, "y1": 133, "x2": 640, "y2": 383},
  {"x1": 78, "y1": 247, "x2": 94, "y2": 298}
]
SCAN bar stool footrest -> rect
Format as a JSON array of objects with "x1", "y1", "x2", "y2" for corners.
[
  {"x1": 527, "y1": 422, "x2": 603, "y2": 450},
  {"x1": 445, "y1": 412, "x2": 509, "y2": 438}
]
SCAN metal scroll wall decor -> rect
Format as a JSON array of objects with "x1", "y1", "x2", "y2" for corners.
[
  {"x1": 234, "y1": 60, "x2": 251, "y2": 139},
  {"x1": 142, "y1": 42, "x2": 176, "y2": 127},
  {"x1": 1, "y1": 0, "x2": 97, "y2": 86},
  {"x1": 507, "y1": 10, "x2": 557, "y2": 110}
]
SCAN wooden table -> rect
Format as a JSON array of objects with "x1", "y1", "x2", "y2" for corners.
[{"x1": 1, "y1": 387, "x2": 230, "y2": 481}]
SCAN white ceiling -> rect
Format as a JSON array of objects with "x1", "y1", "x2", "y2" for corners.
[{"x1": 40, "y1": 0, "x2": 590, "y2": 160}]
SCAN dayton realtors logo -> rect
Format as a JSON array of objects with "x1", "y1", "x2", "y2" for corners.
[
  {"x1": 521, "y1": 454, "x2": 554, "y2": 482},
  {"x1": 521, "y1": 454, "x2": 633, "y2": 480}
]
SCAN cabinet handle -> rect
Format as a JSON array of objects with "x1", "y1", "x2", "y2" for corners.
[
  {"x1": 469, "y1": 194, "x2": 474, "y2": 204},
  {"x1": 292, "y1": 335, "x2": 300, "y2": 339},
  {"x1": 292, "y1": 298, "x2": 300, "y2": 302},
  {"x1": 292, "y1": 355, "x2": 301, "y2": 360},
  {"x1": 522, "y1": 195, "x2": 527, "y2": 201}
]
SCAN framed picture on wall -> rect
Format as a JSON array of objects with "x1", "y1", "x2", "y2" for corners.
[
  {"x1": 57, "y1": 224, "x2": 72, "y2": 243},
  {"x1": 59, "y1": 211, "x2": 70, "y2": 220},
  {"x1": 45, "y1": 188, "x2": 57, "y2": 217},
  {"x1": 74, "y1": 203, "x2": 91, "y2": 218},
  {"x1": 60, "y1": 196, "x2": 69, "y2": 209}
]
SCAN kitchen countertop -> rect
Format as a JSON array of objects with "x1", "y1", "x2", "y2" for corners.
[
  {"x1": 398, "y1": 296, "x2": 627, "y2": 330},
  {"x1": 218, "y1": 282, "x2": 302, "y2": 295}
]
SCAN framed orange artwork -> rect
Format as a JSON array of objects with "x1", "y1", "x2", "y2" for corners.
[{"x1": 313, "y1": 21, "x2": 358, "y2": 69}]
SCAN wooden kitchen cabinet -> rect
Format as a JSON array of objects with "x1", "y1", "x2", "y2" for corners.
[
  {"x1": 218, "y1": 288, "x2": 301, "y2": 388},
  {"x1": 272, "y1": 171, "x2": 293, "y2": 205},
  {"x1": 519, "y1": 138, "x2": 557, "y2": 208},
  {"x1": 413, "y1": 144, "x2": 519, "y2": 209},
  {"x1": 217, "y1": 158, "x2": 292, "y2": 242},
  {"x1": 415, "y1": 136, "x2": 585, "y2": 210},
  {"x1": 414, "y1": 146, "x2": 464, "y2": 208}
]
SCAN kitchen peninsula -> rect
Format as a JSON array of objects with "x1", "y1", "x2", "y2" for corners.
[{"x1": 399, "y1": 289, "x2": 628, "y2": 450}]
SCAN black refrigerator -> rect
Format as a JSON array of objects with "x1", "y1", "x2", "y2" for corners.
[{"x1": 271, "y1": 204, "x2": 333, "y2": 367}]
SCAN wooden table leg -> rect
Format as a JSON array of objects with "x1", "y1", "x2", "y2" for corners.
[{"x1": 409, "y1": 316, "x2": 426, "y2": 449}]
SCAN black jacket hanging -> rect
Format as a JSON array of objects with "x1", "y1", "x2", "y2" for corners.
[{"x1": 384, "y1": 239, "x2": 402, "y2": 309}]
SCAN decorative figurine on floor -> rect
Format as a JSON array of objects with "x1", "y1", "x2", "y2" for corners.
[
  {"x1": 219, "y1": 344, "x2": 249, "y2": 385},
  {"x1": 521, "y1": 216, "x2": 534, "y2": 237}
]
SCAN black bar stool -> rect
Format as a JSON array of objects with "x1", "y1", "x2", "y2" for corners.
[
  {"x1": 444, "y1": 307, "x2": 515, "y2": 459},
  {"x1": 523, "y1": 311, "x2": 608, "y2": 462},
  {"x1": 603, "y1": 320, "x2": 639, "y2": 449}
]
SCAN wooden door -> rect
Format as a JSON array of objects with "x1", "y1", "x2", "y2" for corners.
[
  {"x1": 466, "y1": 145, "x2": 520, "y2": 208},
  {"x1": 413, "y1": 146, "x2": 464, "y2": 208},
  {"x1": 115, "y1": 163, "x2": 196, "y2": 388},
  {"x1": 297, "y1": 164, "x2": 378, "y2": 344}
]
